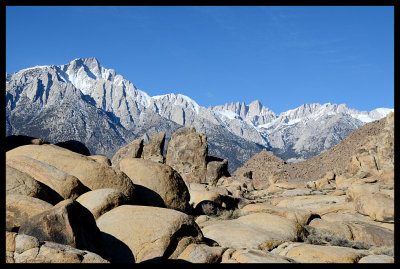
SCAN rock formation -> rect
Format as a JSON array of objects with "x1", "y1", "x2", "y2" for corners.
[
  {"x1": 119, "y1": 158, "x2": 191, "y2": 213},
  {"x1": 166, "y1": 127, "x2": 208, "y2": 183},
  {"x1": 142, "y1": 132, "x2": 166, "y2": 163},
  {"x1": 5, "y1": 112, "x2": 394, "y2": 263},
  {"x1": 111, "y1": 138, "x2": 144, "y2": 169}
]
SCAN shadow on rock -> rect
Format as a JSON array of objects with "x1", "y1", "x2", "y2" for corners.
[
  {"x1": 55, "y1": 140, "x2": 91, "y2": 156},
  {"x1": 101, "y1": 232, "x2": 135, "y2": 263},
  {"x1": 6, "y1": 135, "x2": 49, "y2": 151},
  {"x1": 133, "y1": 184, "x2": 167, "y2": 208}
]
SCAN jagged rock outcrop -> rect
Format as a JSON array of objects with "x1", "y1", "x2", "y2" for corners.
[
  {"x1": 165, "y1": 126, "x2": 232, "y2": 185},
  {"x1": 345, "y1": 111, "x2": 394, "y2": 178},
  {"x1": 166, "y1": 127, "x2": 208, "y2": 183},
  {"x1": 142, "y1": 132, "x2": 165, "y2": 163},
  {"x1": 111, "y1": 138, "x2": 144, "y2": 169},
  {"x1": 206, "y1": 156, "x2": 230, "y2": 185}
]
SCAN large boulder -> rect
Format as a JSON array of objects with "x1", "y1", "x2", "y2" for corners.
[
  {"x1": 200, "y1": 212, "x2": 302, "y2": 249},
  {"x1": 76, "y1": 188, "x2": 130, "y2": 219},
  {"x1": 308, "y1": 218, "x2": 394, "y2": 248},
  {"x1": 320, "y1": 211, "x2": 394, "y2": 232},
  {"x1": 18, "y1": 199, "x2": 107, "y2": 259},
  {"x1": 119, "y1": 158, "x2": 191, "y2": 213},
  {"x1": 111, "y1": 138, "x2": 143, "y2": 169},
  {"x1": 345, "y1": 221, "x2": 394, "y2": 248},
  {"x1": 6, "y1": 194, "x2": 53, "y2": 232},
  {"x1": 166, "y1": 127, "x2": 208, "y2": 183},
  {"x1": 96, "y1": 205, "x2": 204, "y2": 263},
  {"x1": 354, "y1": 193, "x2": 394, "y2": 223},
  {"x1": 345, "y1": 182, "x2": 380, "y2": 201},
  {"x1": 6, "y1": 164, "x2": 54, "y2": 204},
  {"x1": 6, "y1": 155, "x2": 89, "y2": 202},
  {"x1": 142, "y1": 132, "x2": 165, "y2": 163},
  {"x1": 6, "y1": 232, "x2": 109, "y2": 263},
  {"x1": 240, "y1": 203, "x2": 313, "y2": 226},
  {"x1": 270, "y1": 194, "x2": 353, "y2": 216},
  {"x1": 6, "y1": 144, "x2": 136, "y2": 201}
]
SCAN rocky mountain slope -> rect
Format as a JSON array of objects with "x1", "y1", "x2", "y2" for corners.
[
  {"x1": 6, "y1": 57, "x2": 393, "y2": 172},
  {"x1": 234, "y1": 113, "x2": 389, "y2": 182}
]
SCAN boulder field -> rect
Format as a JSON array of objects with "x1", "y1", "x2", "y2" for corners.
[{"x1": 5, "y1": 113, "x2": 395, "y2": 263}]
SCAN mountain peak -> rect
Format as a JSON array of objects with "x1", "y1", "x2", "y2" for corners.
[
  {"x1": 69, "y1": 57, "x2": 101, "y2": 71},
  {"x1": 70, "y1": 57, "x2": 100, "y2": 65},
  {"x1": 83, "y1": 57, "x2": 101, "y2": 67},
  {"x1": 250, "y1": 99, "x2": 262, "y2": 106}
]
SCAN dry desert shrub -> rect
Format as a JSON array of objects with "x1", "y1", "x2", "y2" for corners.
[{"x1": 301, "y1": 225, "x2": 372, "y2": 250}]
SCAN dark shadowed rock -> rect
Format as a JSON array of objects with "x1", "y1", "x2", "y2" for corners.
[
  {"x1": 111, "y1": 138, "x2": 144, "y2": 169},
  {"x1": 142, "y1": 132, "x2": 166, "y2": 163},
  {"x1": 6, "y1": 135, "x2": 49, "y2": 152},
  {"x1": 6, "y1": 231, "x2": 109, "y2": 263},
  {"x1": 55, "y1": 140, "x2": 91, "y2": 156},
  {"x1": 18, "y1": 199, "x2": 108, "y2": 259},
  {"x1": 6, "y1": 195, "x2": 53, "y2": 232},
  {"x1": 6, "y1": 164, "x2": 55, "y2": 204},
  {"x1": 206, "y1": 156, "x2": 230, "y2": 185}
]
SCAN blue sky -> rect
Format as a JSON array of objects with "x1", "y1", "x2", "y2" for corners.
[{"x1": 6, "y1": 6, "x2": 394, "y2": 114}]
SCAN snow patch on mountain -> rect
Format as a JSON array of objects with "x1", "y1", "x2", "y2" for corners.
[
  {"x1": 151, "y1": 93, "x2": 200, "y2": 114},
  {"x1": 215, "y1": 110, "x2": 240, "y2": 120}
]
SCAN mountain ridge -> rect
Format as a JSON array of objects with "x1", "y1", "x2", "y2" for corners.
[{"x1": 6, "y1": 57, "x2": 393, "y2": 172}]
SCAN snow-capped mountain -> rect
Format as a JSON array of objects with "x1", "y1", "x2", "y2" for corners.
[{"x1": 6, "y1": 57, "x2": 394, "y2": 171}]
